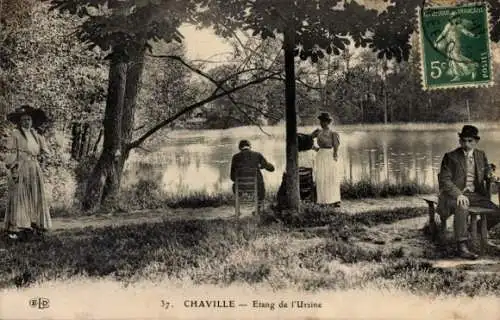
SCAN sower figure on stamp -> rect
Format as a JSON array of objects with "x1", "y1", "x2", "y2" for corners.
[
  {"x1": 433, "y1": 12, "x2": 479, "y2": 82},
  {"x1": 438, "y1": 125, "x2": 500, "y2": 259},
  {"x1": 230, "y1": 140, "x2": 275, "y2": 212}
]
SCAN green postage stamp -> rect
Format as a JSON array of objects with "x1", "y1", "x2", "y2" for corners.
[{"x1": 417, "y1": 2, "x2": 494, "y2": 90}]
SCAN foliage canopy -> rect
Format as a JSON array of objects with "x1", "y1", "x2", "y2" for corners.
[{"x1": 47, "y1": 0, "x2": 500, "y2": 63}]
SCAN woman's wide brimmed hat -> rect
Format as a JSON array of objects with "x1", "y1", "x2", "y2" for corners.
[
  {"x1": 458, "y1": 125, "x2": 480, "y2": 140},
  {"x1": 6, "y1": 105, "x2": 48, "y2": 128},
  {"x1": 317, "y1": 112, "x2": 332, "y2": 122}
]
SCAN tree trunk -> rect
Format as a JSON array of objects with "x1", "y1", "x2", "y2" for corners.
[
  {"x1": 82, "y1": 52, "x2": 128, "y2": 212},
  {"x1": 79, "y1": 122, "x2": 90, "y2": 158},
  {"x1": 383, "y1": 87, "x2": 388, "y2": 124},
  {"x1": 283, "y1": 28, "x2": 300, "y2": 212},
  {"x1": 100, "y1": 49, "x2": 146, "y2": 208},
  {"x1": 83, "y1": 46, "x2": 146, "y2": 212},
  {"x1": 122, "y1": 49, "x2": 145, "y2": 152},
  {"x1": 71, "y1": 122, "x2": 82, "y2": 160},
  {"x1": 92, "y1": 128, "x2": 103, "y2": 155},
  {"x1": 408, "y1": 97, "x2": 412, "y2": 122}
]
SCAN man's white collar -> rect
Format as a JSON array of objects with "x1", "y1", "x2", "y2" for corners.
[{"x1": 463, "y1": 149, "x2": 474, "y2": 157}]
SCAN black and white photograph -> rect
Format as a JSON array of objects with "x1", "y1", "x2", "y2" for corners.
[{"x1": 1, "y1": 0, "x2": 500, "y2": 319}]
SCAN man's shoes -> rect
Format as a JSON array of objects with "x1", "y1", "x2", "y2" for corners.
[{"x1": 457, "y1": 242, "x2": 478, "y2": 260}]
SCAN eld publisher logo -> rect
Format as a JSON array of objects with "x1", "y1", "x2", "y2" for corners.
[{"x1": 29, "y1": 297, "x2": 50, "y2": 309}]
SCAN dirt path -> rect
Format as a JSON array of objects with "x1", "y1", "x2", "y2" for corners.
[{"x1": 50, "y1": 196, "x2": 428, "y2": 231}]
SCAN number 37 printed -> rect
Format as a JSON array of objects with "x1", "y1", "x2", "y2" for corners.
[{"x1": 161, "y1": 300, "x2": 171, "y2": 309}]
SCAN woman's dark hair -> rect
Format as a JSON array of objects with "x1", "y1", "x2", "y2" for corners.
[
  {"x1": 298, "y1": 133, "x2": 313, "y2": 152},
  {"x1": 238, "y1": 139, "x2": 251, "y2": 150}
]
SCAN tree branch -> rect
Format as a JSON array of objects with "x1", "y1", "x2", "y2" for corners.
[
  {"x1": 126, "y1": 72, "x2": 279, "y2": 150},
  {"x1": 219, "y1": 25, "x2": 280, "y2": 68},
  {"x1": 148, "y1": 54, "x2": 274, "y2": 90},
  {"x1": 225, "y1": 94, "x2": 271, "y2": 136},
  {"x1": 148, "y1": 52, "x2": 275, "y2": 136},
  {"x1": 268, "y1": 75, "x2": 323, "y2": 90},
  {"x1": 148, "y1": 54, "x2": 221, "y2": 86},
  {"x1": 230, "y1": 101, "x2": 270, "y2": 136},
  {"x1": 136, "y1": 145, "x2": 153, "y2": 153},
  {"x1": 189, "y1": 58, "x2": 240, "y2": 64},
  {"x1": 134, "y1": 123, "x2": 147, "y2": 131}
]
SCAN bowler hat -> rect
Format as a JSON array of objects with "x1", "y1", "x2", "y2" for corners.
[
  {"x1": 7, "y1": 105, "x2": 48, "y2": 128},
  {"x1": 318, "y1": 112, "x2": 332, "y2": 122},
  {"x1": 458, "y1": 125, "x2": 480, "y2": 140}
]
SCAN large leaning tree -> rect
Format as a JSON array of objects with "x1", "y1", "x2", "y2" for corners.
[
  {"x1": 47, "y1": 0, "x2": 500, "y2": 213},
  {"x1": 46, "y1": 0, "x2": 280, "y2": 212}
]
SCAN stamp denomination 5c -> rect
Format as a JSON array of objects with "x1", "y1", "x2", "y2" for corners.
[{"x1": 417, "y1": 2, "x2": 493, "y2": 90}]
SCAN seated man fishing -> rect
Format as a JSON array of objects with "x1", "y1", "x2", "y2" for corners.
[
  {"x1": 438, "y1": 125, "x2": 500, "y2": 259},
  {"x1": 230, "y1": 140, "x2": 275, "y2": 211}
]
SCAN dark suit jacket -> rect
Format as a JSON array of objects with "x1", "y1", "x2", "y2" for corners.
[
  {"x1": 438, "y1": 147, "x2": 491, "y2": 200},
  {"x1": 230, "y1": 149, "x2": 275, "y2": 199}
]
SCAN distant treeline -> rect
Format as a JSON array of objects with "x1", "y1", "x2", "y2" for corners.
[{"x1": 193, "y1": 48, "x2": 500, "y2": 129}]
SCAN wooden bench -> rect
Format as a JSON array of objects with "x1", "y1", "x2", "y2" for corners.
[
  {"x1": 468, "y1": 207, "x2": 498, "y2": 255},
  {"x1": 420, "y1": 193, "x2": 499, "y2": 255}
]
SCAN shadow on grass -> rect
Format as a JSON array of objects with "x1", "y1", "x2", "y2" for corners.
[
  {"x1": 2, "y1": 210, "x2": 500, "y2": 296},
  {"x1": 0, "y1": 217, "x2": 266, "y2": 289},
  {"x1": 272, "y1": 206, "x2": 428, "y2": 229},
  {"x1": 0, "y1": 207, "x2": 428, "y2": 289}
]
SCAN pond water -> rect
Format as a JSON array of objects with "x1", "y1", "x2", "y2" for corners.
[{"x1": 123, "y1": 124, "x2": 500, "y2": 195}]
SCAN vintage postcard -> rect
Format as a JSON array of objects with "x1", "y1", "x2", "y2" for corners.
[
  {"x1": 1, "y1": 0, "x2": 500, "y2": 319},
  {"x1": 418, "y1": 2, "x2": 494, "y2": 90}
]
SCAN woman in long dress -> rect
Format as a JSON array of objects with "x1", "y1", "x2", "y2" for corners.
[
  {"x1": 311, "y1": 112, "x2": 341, "y2": 206},
  {"x1": 2, "y1": 105, "x2": 51, "y2": 240}
]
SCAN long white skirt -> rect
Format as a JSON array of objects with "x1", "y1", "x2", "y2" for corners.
[{"x1": 315, "y1": 148, "x2": 341, "y2": 204}]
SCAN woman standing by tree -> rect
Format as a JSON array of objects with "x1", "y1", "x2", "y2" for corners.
[
  {"x1": 2, "y1": 105, "x2": 52, "y2": 240},
  {"x1": 311, "y1": 112, "x2": 341, "y2": 207}
]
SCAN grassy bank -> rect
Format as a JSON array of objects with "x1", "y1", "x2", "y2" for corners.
[
  {"x1": 2, "y1": 207, "x2": 500, "y2": 297},
  {"x1": 114, "y1": 179, "x2": 436, "y2": 212}
]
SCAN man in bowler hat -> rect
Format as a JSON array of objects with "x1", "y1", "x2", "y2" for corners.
[{"x1": 438, "y1": 125, "x2": 500, "y2": 259}]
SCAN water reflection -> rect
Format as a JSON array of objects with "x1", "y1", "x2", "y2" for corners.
[
  {"x1": 161, "y1": 163, "x2": 226, "y2": 194},
  {"x1": 123, "y1": 127, "x2": 500, "y2": 195}
]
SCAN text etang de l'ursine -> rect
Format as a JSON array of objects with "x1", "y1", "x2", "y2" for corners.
[{"x1": 183, "y1": 299, "x2": 322, "y2": 310}]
